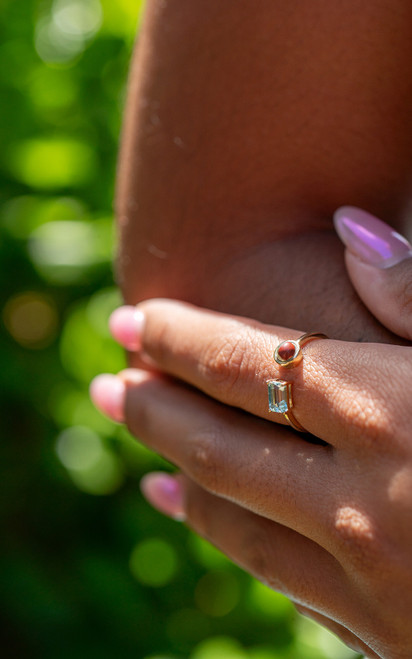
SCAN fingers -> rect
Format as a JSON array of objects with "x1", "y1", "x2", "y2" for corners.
[
  {"x1": 109, "y1": 299, "x2": 412, "y2": 448},
  {"x1": 93, "y1": 368, "x2": 338, "y2": 552},
  {"x1": 334, "y1": 206, "x2": 412, "y2": 341},
  {"x1": 142, "y1": 470, "x2": 380, "y2": 657},
  {"x1": 175, "y1": 475, "x2": 354, "y2": 627}
]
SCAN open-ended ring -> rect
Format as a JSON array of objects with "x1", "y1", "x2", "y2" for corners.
[
  {"x1": 267, "y1": 332, "x2": 327, "y2": 432},
  {"x1": 273, "y1": 332, "x2": 327, "y2": 368}
]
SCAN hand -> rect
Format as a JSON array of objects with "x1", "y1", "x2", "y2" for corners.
[{"x1": 91, "y1": 209, "x2": 412, "y2": 658}]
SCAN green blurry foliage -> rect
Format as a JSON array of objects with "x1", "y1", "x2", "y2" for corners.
[{"x1": 0, "y1": 1, "x2": 362, "y2": 658}]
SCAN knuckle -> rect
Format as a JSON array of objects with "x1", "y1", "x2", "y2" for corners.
[
  {"x1": 183, "y1": 481, "x2": 210, "y2": 534},
  {"x1": 242, "y1": 523, "x2": 283, "y2": 591},
  {"x1": 199, "y1": 328, "x2": 255, "y2": 398},
  {"x1": 147, "y1": 317, "x2": 176, "y2": 366},
  {"x1": 187, "y1": 427, "x2": 226, "y2": 494},
  {"x1": 125, "y1": 396, "x2": 152, "y2": 438},
  {"x1": 183, "y1": 481, "x2": 218, "y2": 541},
  {"x1": 333, "y1": 506, "x2": 389, "y2": 579}
]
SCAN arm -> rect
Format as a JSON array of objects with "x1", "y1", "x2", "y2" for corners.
[{"x1": 116, "y1": 0, "x2": 412, "y2": 340}]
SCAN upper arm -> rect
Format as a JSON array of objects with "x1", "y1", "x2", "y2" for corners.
[{"x1": 115, "y1": 0, "x2": 412, "y2": 335}]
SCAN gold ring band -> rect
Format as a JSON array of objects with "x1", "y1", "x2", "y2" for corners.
[
  {"x1": 267, "y1": 332, "x2": 327, "y2": 432},
  {"x1": 267, "y1": 379, "x2": 306, "y2": 431}
]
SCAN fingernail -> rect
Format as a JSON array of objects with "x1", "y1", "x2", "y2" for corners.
[
  {"x1": 140, "y1": 472, "x2": 186, "y2": 521},
  {"x1": 89, "y1": 374, "x2": 125, "y2": 422},
  {"x1": 109, "y1": 306, "x2": 144, "y2": 350},
  {"x1": 333, "y1": 206, "x2": 412, "y2": 269}
]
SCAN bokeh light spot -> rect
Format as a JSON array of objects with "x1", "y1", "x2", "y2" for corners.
[
  {"x1": 195, "y1": 571, "x2": 240, "y2": 617},
  {"x1": 53, "y1": 0, "x2": 102, "y2": 38},
  {"x1": 56, "y1": 426, "x2": 102, "y2": 471},
  {"x1": 35, "y1": 16, "x2": 83, "y2": 64},
  {"x1": 28, "y1": 219, "x2": 113, "y2": 284},
  {"x1": 190, "y1": 636, "x2": 248, "y2": 659},
  {"x1": 49, "y1": 382, "x2": 115, "y2": 435},
  {"x1": 1, "y1": 195, "x2": 87, "y2": 240},
  {"x1": 10, "y1": 138, "x2": 96, "y2": 189},
  {"x1": 28, "y1": 66, "x2": 78, "y2": 111},
  {"x1": 56, "y1": 426, "x2": 123, "y2": 495},
  {"x1": 3, "y1": 292, "x2": 58, "y2": 348},
  {"x1": 248, "y1": 580, "x2": 294, "y2": 620},
  {"x1": 295, "y1": 615, "x2": 359, "y2": 659},
  {"x1": 35, "y1": 0, "x2": 102, "y2": 64},
  {"x1": 59, "y1": 300, "x2": 125, "y2": 384},
  {"x1": 86, "y1": 287, "x2": 122, "y2": 338},
  {"x1": 100, "y1": 0, "x2": 144, "y2": 38},
  {"x1": 130, "y1": 538, "x2": 178, "y2": 587}
]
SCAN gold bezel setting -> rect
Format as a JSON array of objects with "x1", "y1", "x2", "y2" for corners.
[
  {"x1": 269, "y1": 332, "x2": 328, "y2": 432},
  {"x1": 273, "y1": 340, "x2": 301, "y2": 368}
]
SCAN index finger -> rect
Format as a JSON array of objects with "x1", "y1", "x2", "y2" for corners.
[{"x1": 110, "y1": 299, "x2": 404, "y2": 447}]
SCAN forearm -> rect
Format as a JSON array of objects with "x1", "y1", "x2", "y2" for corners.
[{"x1": 116, "y1": 0, "x2": 412, "y2": 340}]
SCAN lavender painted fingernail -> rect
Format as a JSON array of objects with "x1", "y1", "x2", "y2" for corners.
[
  {"x1": 140, "y1": 473, "x2": 185, "y2": 521},
  {"x1": 333, "y1": 206, "x2": 412, "y2": 269}
]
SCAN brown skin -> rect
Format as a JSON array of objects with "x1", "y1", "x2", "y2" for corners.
[
  {"x1": 115, "y1": 1, "x2": 412, "y2": 655},
  {"x1": 117, "y1": 0, "x2": 412, "y2": 341},
  {"x1": 117, "y1": 296, "x2": 412, "y2": 659}
]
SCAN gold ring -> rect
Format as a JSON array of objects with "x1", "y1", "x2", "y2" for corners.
[
  {"x1": 267, "y1": 332, "x2": 327, "y2": 432},
  {"x1": 273, "y1": 332, "x2": 327, "y2": 368}
]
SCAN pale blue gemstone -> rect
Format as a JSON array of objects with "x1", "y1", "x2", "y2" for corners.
[
  {"x1": 267, "y1": 380, "x2": 289, "y2": 413},
  {"x1": 272, "y1": 400, "x2": 288, "y2": 413}
]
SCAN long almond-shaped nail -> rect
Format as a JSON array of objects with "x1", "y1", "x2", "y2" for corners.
[
  {"x1": 109, "y1": 306, "x2": 144, "y2": 350},
  {"x1": 89, "y1": 374, "x2": 125, "y2": 422},
  {"x1": 140, "y1": 472, "x2": 186, "y2": 521},
  {"x1": 333, "y1": 206, "x2": 412, "y2": 269}
]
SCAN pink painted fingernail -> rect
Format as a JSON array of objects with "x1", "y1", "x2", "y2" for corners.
[
  {"x1": 140, "y1": 473, "x2": 185, "y2": 521},
  {"x1": 333, "y1": 206, "x2": 412, "y2": 269},
  {"x1": 89, "y1": 374, "x2": 125, "y2": 422},
  {"x1": 109, "y1": 306, "x2": 144, "y2": 351}
]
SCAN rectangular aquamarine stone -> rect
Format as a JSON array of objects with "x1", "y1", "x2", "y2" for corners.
[{"x1": 267, "y1": 379, "x2": 290, "y2": 413}]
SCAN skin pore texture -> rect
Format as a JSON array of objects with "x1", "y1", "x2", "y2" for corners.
[
  {"x1": 117, "y1": 0, "x2": 412, "y2": 344},
  {"x1": 114, "y1": 2, "x2": 412, "y2": 656}
]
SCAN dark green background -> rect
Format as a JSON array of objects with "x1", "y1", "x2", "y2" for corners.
[{"x1": 0, "y1": 1, "x2": 360, "y2": 657}]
